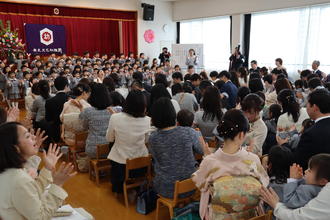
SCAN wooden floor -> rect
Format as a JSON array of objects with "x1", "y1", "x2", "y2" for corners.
[
  {"x1": 18, "y1": 110, "x2": 168, "y2": 220},
  {"x1": 62, "y1": 172, "x2": 162, "y2": 220}
]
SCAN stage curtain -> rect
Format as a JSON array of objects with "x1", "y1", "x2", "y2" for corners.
[
  {"x1": 0, "y1": 13, "x2": 120, "y2": 55},
  {"x1": 122, "y1": 21, "x2": 137, "y2": 55},
  {"x1": 0, "y1": 2, "x2": 136, "y2": 20},
  {"x1": 0, "y1": 2, "x2": 138, "y2": 56}
]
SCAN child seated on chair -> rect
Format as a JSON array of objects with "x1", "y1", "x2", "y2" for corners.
[{"x1": 281, "y1": 154, "x2": 329, "y2": 209}]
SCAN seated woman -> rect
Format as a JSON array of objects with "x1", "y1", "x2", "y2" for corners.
[
  {"x1": 30, "y1": 80, "x2": 53, "y2": 130},
  {"x1": 277, "y1": 89, "x2": 309, "y2": 135},
  {"x1": 194, "y1": 86, "x2": 223, "y2": 142},
  {"x1": 241, "y1": 94, "x2": 268, "y2": 156},
  {"x1": 60, "y1": 83, "x2": 91, "y2": 146},
  {"x1": 150, "y1": 83, "x2": 180, "y2": 114},
  {"x1": 106, "y1": 90, "x2": 151, "y2": 194},
  {"x1": 149, "y1": 97, "x2": 209, "y2": 198},
  {"x1": 79, "y1": 83, "x2": 112, "y2": 158},
  {"x1": 193, "y1": 109, "x2": 269, "y2": 220},
  {"x1": 0, "y1": 122, "x2": 75, "y2": 219},
  {"x1": 172, "y1": 83, "x2": 199, "y2": 113}
]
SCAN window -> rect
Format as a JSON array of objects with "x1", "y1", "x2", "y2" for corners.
[
  {"x1": 250, "y1": 4, "x2": 330, "y2": 78},
  {"x1": 180, "y1": 16, "x2": 231, "y2": 71}
]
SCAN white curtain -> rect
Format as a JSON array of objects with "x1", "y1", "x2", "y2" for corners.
[
  {"x1": 180, "y1": 16, "x2": 231, "y2": 71},
  {"x1": 250, "y1": 4, "x2": 330, "y2": 79}
]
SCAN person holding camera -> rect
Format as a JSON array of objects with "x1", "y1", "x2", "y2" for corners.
[
  {"x1": 158, "y1": 47, "x2": 171, "y2": 66},
  {"x1": 229, "y1": 46, "x2": 244, "y2": 72}
]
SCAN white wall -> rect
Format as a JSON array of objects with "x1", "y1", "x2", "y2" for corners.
[
  {"x1": 173, "y1": 0, "x2": 330, "y2": 21},
  {"x1": 5, "y1": 0, "x2": 176, "y2": 59}
]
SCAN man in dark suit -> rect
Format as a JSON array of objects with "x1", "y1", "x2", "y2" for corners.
[
  {"x1": 285, "y1": 89, "x2": 330, "y2": 170},
  {"x1": 312, "y1": 60, "x2": 325, "y2": 80},
  {"x1": 45, "y1": 76, "x2": 69, "y2": 143}
]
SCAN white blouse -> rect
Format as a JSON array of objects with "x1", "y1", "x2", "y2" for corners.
[
  {"x1": 277, "y1": 108, "x2": 309, "y2": 132},
  {"x1": 106, "y1": 112, "x2": 151, "y2": 164},
  {"x1": 0, "y1": 168, "x2": 67, "y2": 220}
]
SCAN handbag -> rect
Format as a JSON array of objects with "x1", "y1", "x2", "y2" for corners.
[
  {"x1": 136, "y1": 182, "x2": 158, "y2": 215},
  {"x1": 76, "y1": 153, "x2": 90, "y2": 173},
  {"x1": 172, "y1": 202, "x2": 201, "y2": 220}
]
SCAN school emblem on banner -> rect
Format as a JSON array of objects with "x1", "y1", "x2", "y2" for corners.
[{"x1": 25, "y1": 24, "x2": 66, "y2": 54}]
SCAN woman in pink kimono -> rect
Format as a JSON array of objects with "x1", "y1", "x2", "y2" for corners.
[{"x1": 193, "y1": 109, "x2": 269, "y2": 220}]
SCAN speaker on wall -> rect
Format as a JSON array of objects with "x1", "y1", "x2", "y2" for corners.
[{"x1": 141, "y1": 3, "x2": 154, "y2": 21}]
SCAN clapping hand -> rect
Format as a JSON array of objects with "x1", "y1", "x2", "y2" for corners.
[
  {"x1": 290, "y1": 163, "x2": 303, "y2": 179},
  {"x1": 43, "y1": 144, "x2": 62, "y2": 172},
  {"x1": 34, "y1": 128, "x2": 48, "y2": 149},
  {"x1": 53, "y1": 162, "x2": 77, "y2": 187},
  {"x1": 260, "y1": 186, "x2": 280, "y2": 209},
  {"x1": 6, "y1": 107, "x2": 19, "y2": 122}
]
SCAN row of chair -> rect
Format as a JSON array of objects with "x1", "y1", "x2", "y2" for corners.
[{"x1": 66, "y1": 131, "x2": 272, "y2": 220}]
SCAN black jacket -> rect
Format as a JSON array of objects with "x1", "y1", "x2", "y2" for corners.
[
  {"x1": 292, "y1": 117, "x2": 330, "y2": 170},
  {"x1": 45, "y1": 92, "x2": 68, "y2": 142}
]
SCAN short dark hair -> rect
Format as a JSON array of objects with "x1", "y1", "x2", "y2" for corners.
[
  {"x1": 171, "y1": 83, "x2": 183, "y2": 96},
  {"x1": 188, "y1": 65, "x2": 194, "y2": 70},
  {"x1": 38, "y1": 80, "x2": 50, "y2": 100},
  {"x1": 269, "y1": 104, "x2": 282, "y2": 121},
  {"x1": 251, "y1": 60, "x2": 257, "y2": 65},
  {"x1": 110, "y1": 91, "x2": 125, "y2": 107},
  {"x1": 184, "y1": 74, "x2": 191, "y2": 81},
  {"x1": 72, "y1": 83, "x2": 90, "y2": 97},
  {"x1": 275, "y1": 58, "x2": 283, "y2": 65},
  {"x1": 308, "y1": 77, "x2": 322, "y2": 90},
  {"x1": 309, "y1": 154, "x2": 330, "y2": 182},
  {"x1": 131, "y1": 80, "x2": 143, "y2": 89},
  {"x1": 241, "y1": 93, "x2": 264, "y2": 113},
  {"x1": 155, "y1": 73, "x2": 168, "y2": 87},
  {"x1": 248, "y1": 78, "x2": 264, "y2": 93},
  {"x1": 123, "y1": 90, "x2": 146, "y2": 117},
  {"x1": 150, "y1": 84, "x2": 171, "y2": 107},
  {"x1": 308, "y1": 89, "x2": 330, "y2": 114},
  {"x1": 236, "y1": 87, "x2": 250, "y2": 105},
  {"x1": 190, "y1": 73, "x2": 201, "y2": 82},
  {"x1": 54, "y1": 76, "x2": 68, "y2": 91},
  {"x1": 275, "y1": 78, "x2": 292, "y2": 94},
  {"x1": 268, "y1": 145, "x2": 293, "y2": 184},
  {"x1": 172, "y1": 72, "x2": 183, "y2": 81},
  {"x1": 263, "y1": 74, "x2": 273, "y2": 84},
  {"x1": 151, "y1": 97, "x2": 176, "y2": 129},
  {"x1": 0, "y1": 122, "x2": 26, "y2": 173},
  {"x1": 88, "y1": 83, "x2": 112, "y2": 110},
  {"x1": 199, "y1": 80, "x2": 213, "y2": 92},
  {"x1": 217, "y1": 109, "x2": 249, "y2": 140},
  {"x1": 210, "y1": 71, "x2": 218, "y2": 78},
  {"x1": 177, "y1": 109, "x2": 194, "y2": 127},
  {"x1": 132, "y1": 71, "x2": 143, "y2": 82},
  {"x1": 300, "y1": 69, "x2": 312, "y2": 78},
  {"x1": 218, "y1": 70, "x2": 231, "y2": 79},
  {"x1": 103, "y1": 77, "x2": 115, "y2": 92}
]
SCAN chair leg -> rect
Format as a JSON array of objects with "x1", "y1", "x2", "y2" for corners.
[
  {"x1": 123, "y1": 183, "x2": 129, "y2": 208},
  {"x1": 95, "y1": 168, "x2": 100, "y2": 186},
  {"x1": 72, "y1": 152, "x2": 78, "y2": 171},
  {"x1": 155, "y1": 199, "x2": 161, "y2": 220},
  {"x1": 168, "y1": 204, "x2": 174, "y2": 219},
  {"x1": 89, "y1": 162, "x2": 93, "y2": 181}
]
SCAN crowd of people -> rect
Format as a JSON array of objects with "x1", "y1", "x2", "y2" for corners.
[{"x1": 0, "y1": 48, "x2": 330, "y2": 220}]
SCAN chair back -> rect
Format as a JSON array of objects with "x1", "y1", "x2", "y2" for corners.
[
  {"x1": 173, "y1": 178, "x2": 197, "y2": 203},
  {"x1": 96, "y1": 144, "x2": 110, "y2": 159},
  {"x1": 248, "y1": 211, "x2": 273, "y2": 220},
  {"x1": 125, "y1": 155, "x2": 152, "y2": 182},
  {"x1": 74, "y1": 131, "x2": 88, "y2": 150}
]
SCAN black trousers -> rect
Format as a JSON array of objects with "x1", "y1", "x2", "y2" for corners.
[{"x1": 110, "y1": 160, "x2": 147, "y2": 193}]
